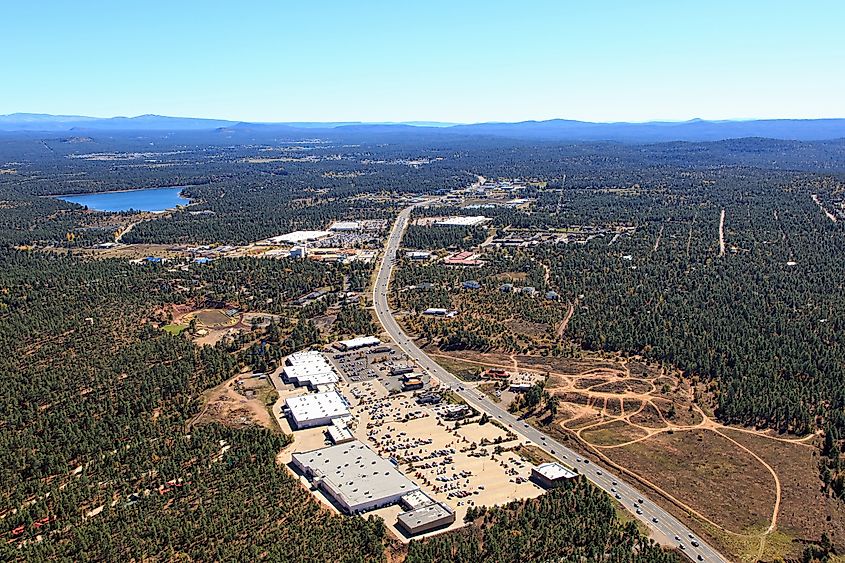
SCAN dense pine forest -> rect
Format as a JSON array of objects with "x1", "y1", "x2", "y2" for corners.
[{"x1": 407, "y1": 480, "x2": 679, "y2": 563}]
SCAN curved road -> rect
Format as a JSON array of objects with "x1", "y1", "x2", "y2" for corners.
[{"x1": 372, "y1": 205, "x2": 728, "y2": 563}]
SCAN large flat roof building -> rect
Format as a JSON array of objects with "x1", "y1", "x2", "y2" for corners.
[
  {"x1": 267, "y1": 230, "x2": 331, "y2": 244},
  {"x1": 397, "y1": 502, "x2": 456, "y2": 536},
  {"x1": 285, "y1": 391, "x2": 350, "y2": 429},
  {"x1": 335, "y1": 335, "x2": 380, "y2": 351},
  {"x1": 292, "y1": 440, "x2": 419, "y2": 514},
  {"x1": 283, "y1": 351, "x2": 340, "y2": 389},
  {"x1": 435, "y1": 216, "x2": 490, "y2": 227}
]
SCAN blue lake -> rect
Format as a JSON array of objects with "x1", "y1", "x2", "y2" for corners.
[{"x1": 57, "y1": 187, "x2": 190, "y2": 212}]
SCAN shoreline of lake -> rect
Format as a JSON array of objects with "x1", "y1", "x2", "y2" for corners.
[{"x1": 54, "y1": 186, "x2": 192, "y2": 212}]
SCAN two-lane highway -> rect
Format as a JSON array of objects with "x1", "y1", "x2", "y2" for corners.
[{"x1": 372, "y1": 204, "x2": 728, "y2": 563}]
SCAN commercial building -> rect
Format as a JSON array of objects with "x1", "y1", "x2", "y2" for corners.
[
  {"x1": 531, "y1": 462, "x2": 578, "y2": 488},
  {"x1": 509, "y1": 382, "x2": 533, "y2": 393},
  {"x1": 329, "y1": 221, "x2": 361, "y2": 231},
  {"x1": 291, "y1": 440, "x2": 420, "y2": 514},
  {"x1": 400, "y1": 490, "x2": 437, "y2": 511},
  {"x1": 285, "y1": 391, "x2": 350, "y2": 429},
  {"x1": 266, "y1": 230, "x2": 331, "y2": 245},
  {"x1": 444, "y1": 251, "x2": 484, "y2": 267},
  {"x1": 403, "y1": 378, "x2": 424, "y2": 390},
  {"x1": 406, "y1": 251, "x2": 432, "y2": 260},
  {"x1": 423, "y1": 308, "x2": 458, "y2": 317},
  {"x1": 416, "y1": 392, "x2": 442, "y2": 405},
  {"x1": 326, "y1": 419, "x2": 355, "y2": 444},
  {"x1": 335, "y1": 335, "x2": 381, "y2": 351},
  {"x1": 283, "y1": 351, "x2": 340, "y2": 389},
  {"x1": 290, "y1": 246, "x2": 307, "y2": 259},
  {"x1": 435, "y1": 216, "x2": 490, "y2": 227},
  {"x1": 397, "y1": 502, "x2": 456, "y2": 536},
  {"x1": 390, "y1": 365, "x2": 415, "y2": 376},
  {"x1": 482, "y1": 368, "x2": 510, "y2": 381},
  {"x1": 441, "y1": 404, "x2": 470, "y2": 420}
]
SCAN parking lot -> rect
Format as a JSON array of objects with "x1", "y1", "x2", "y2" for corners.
[
  {"x1": 325, "y1": 344, "x2": 433, "y2": 393},
  {"x1": 349, "y1": 383, "x2": 544, "y2": 531}
]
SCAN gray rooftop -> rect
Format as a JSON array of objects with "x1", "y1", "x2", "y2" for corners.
[
  {"x1": 397, "y1": 502, "x2": 455, "y2": 529},
  {"x1": 293, "y1": 440, "x2": 419, "y2": 509}
]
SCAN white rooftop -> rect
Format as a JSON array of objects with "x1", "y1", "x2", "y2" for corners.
[
  {"x1": 327, "y1": 419, "x2": 354, "y2": 443},
  {"x1": 435, "y1": 216, "x2": 489, "y2": 227},
  {"x1": 338, "y1": 335, "x2": 380, "y2": 349},
  {"x1": 401, "y1": 489, "x2": 436, "y2": 510},
  {"x1": 329, "y1": 221, "x2": 361, "y2": 231},
  {"x1": 284, "y1": 351, "x2": 340, "y2": 389},
  {"x1": 534, "y1": 462, "x2": 578, "y2": 481},
  {"x1": 268, "y1": 230, "x2": 331, "y2": 244},
  {"x1": 286, "y1": 391, "x2": 349, "y2": 424}
]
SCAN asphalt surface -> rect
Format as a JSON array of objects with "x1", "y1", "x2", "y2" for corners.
[{"x1": 372, "y1": 205, "x2": 729, "y2": 563}]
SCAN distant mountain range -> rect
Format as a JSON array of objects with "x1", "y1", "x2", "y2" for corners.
[{"x1": 1, "y1": 113, "x2": 844, "y2": 142}]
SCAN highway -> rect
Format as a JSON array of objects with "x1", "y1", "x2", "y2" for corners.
[{"x1": 372, "y1": 204, "x2": 728, "y2": 563}]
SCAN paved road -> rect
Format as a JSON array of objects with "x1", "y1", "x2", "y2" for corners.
[{"x1": 372, "y1": 205, "x2": 728, "y2": 563}]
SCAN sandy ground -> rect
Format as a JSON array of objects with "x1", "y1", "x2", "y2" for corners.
[{"x1": 193, "y1": 373, "x2": 276, "y2": 430}]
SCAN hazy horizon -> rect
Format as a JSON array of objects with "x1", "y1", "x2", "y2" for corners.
[{"x1": 2, "y1": 0, "x2": 843, "y2": 122}]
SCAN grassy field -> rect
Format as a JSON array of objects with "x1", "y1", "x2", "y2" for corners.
[{"x1": 162, "y1": 323, "x2": 187, "y2": 335}]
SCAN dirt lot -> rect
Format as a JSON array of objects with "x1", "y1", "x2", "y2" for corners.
[
  {"x1": 721, "y1": 428, "x2": 845, "y2": 560},
  {"x1": 604, "y1": 429, "x2": 776, "y2": 533},
  {"x1": 192, "y1": 372, "x2": 278, "y2": 431},
  {"x1": 428, "y1": 348, "x2": 836, "y2": 561}
]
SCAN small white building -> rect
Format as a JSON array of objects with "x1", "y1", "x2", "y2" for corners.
[
  {"x1": 406, "y1": 251, "x2": 432, "y2": 260},
  {"x1": 285, "y1": 391, "x2": 350, "y2": 429},
  {"x1": 531, "y1": 462, "x2": 578, "y2": 488}
]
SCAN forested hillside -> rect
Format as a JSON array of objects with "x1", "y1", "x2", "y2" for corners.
[{"x1": 407, "y1": 480, "x2": 679, "y2": 562}]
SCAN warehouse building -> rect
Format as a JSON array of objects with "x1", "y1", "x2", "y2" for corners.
[
  {"x1": 422, "y1": 308, "x2": 458, "y2": 317},
  {"x1": 435, "y1": 216, "x2": 490, "y2": 227},
  {"x1": 285, "y1": 391, "x2": 350, "y2": 429},
  {"x1": 329, "y1": 220, "x2": 361, "y2": 231},
  {"x1": 397, "y1": 502, "x2": 456, "y2": 536},
  {"x1": 291, "y1": 440, "x2": 419, "y2": 514},
  {"x1": 266, "y1": 230, "x2": 331, "y2": 244},
  {"x1": 283, "y1": 351, "x2": 340, "y2": 389},
  {"x1": 335, "y1": 335, "x2": 381, "y2": 351},
  {"x1": 531, "y1": 462, "x2": 578, "y2": 488}
]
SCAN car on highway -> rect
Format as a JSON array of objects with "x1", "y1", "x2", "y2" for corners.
[
  {"x1": 615, "y1": 493, "x2": 621, "y2": 499},
  {"x1": 652, "y1": 517, "x2": 658, "y2": 523},
  {"x1": 636, "y1": 508, "x2": 642, "y2": 515},
  {"x1": 691, "y1": 541, "x2": 700, "y2": 547}
]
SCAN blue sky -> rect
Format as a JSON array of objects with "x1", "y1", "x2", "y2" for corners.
[{"x1": 2, "y1": 0, "x2": 843, "y2": 122}]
